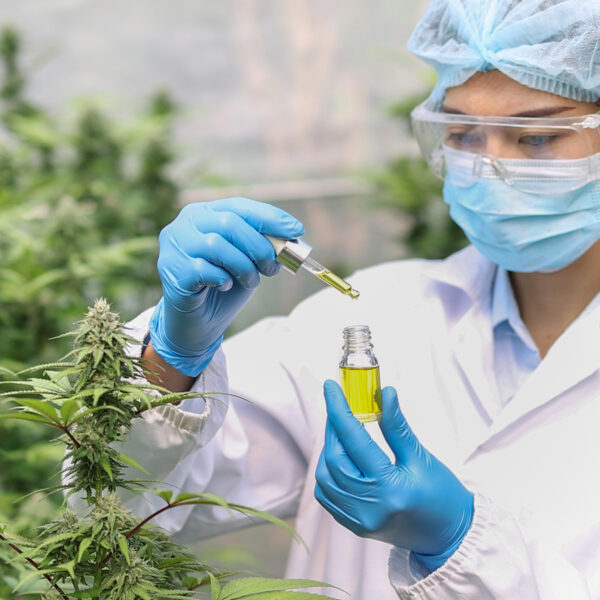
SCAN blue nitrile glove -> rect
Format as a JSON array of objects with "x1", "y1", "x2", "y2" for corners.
[
  {"x1": 315, "y1": 381, "x2": 474, "y2": 573},
  {"x1": 149, "y1": 197, "x2": 304, "y2": 376}
]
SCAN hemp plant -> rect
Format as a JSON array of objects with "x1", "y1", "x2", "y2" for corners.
[{"x1": 0, "y1": 299, "x2": 334, "y2": 600}]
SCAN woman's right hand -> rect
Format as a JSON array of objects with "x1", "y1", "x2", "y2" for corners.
[{"x1": 149, "y1": 197, "x2": 305, "y2": 376}]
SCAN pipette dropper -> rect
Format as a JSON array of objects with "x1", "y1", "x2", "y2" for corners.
[{"x1": 265, "y1": 235, "x2": 360, "y2": 300}]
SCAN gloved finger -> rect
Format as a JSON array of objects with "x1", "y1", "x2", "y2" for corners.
[
  {"x1": 159, "y1": 235, "x2": 260, "y2": 292},
  {"x1": 314, "y1": 482, "x2": 361, "y2": 533},
  {"x1": 186, "y1": 232, "x2": 262, "y2": 290},
  {"x1": 323, "y1": 420, "x2": 367, "y2": 484},
  {"x1": 318, "y1": 438, "x2": 377, "y2": 501},
  {"x1": 177, "y1": 207, "x2": 280, "y2": 277},
  {"x1": 314, "y1": 469, "x2": 366, "y2": 531},
  {"x1": 379, "y1": 386, "x2": 423, "y2": 466},
  {"x1": 211, "y1": 197, "x2": 305, "y2": 239},
  {"x1": 324, "y1": 380, "x2": 391, "y2": 477}
]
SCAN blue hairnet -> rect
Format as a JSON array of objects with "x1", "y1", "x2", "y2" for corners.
[{"x1": 408, "y1": 0, "x2": 600, "y2": 106}]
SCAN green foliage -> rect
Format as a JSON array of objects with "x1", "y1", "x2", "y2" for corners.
[
  {"x1": 0, "y1": 24, "x2": 182, "y2": 585},
  {"x1": 0, "y1": 300, "x2": 335, "y2": 599},
  {"x1": 0, "y1": 25, "x2": 179, "y2": 369},
  {"x1": 376, "y1": 91, "x2": 467, "y2": 259}
]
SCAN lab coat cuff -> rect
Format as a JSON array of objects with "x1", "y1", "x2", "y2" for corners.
[
  {"x1": 123, "y1": 307, "x2": 230, "y2": 448},
  {"x1": 152, "y1": 346, "x2": 229, "y2": 445},
  {"x1": 388, "y1": 492, "x2": 497, "y2": 599}
]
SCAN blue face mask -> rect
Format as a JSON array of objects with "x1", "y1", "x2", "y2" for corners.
[{"x1": 443, "y1": 166, "x2": 600, "y2": 273}]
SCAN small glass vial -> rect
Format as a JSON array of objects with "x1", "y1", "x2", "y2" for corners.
[{"x1": 339, "y1": 325, "x2": 382, "y2": 422}]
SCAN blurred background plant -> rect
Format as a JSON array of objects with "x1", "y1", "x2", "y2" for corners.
[
  {"x1": 374, "y1": 90, "x2": 466, "y2": 260},
  {"x1": 0, "y1": 26, "x2": 178, "y2": 369},
  {"x1": 0, "y1": 25, "x2": 181, "y2": 592}
]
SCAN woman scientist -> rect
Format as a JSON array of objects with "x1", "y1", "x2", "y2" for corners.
[{"x1": 118, "y1": 0, "x2": 600, "y2": 598}]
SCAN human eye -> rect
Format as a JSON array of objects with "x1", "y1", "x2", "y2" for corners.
[
  {"x1": 445, "y1": 127, "x2": 485, "y2": 151},
  {"x1": 518, "y1": 131, "x2": 561, "y2": 157}
]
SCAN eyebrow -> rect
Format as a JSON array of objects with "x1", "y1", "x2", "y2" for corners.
[{"x1": 441, "y1": 105, "x2": 577, "y2": 118}]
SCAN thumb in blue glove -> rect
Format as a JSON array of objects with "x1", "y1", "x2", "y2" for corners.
[
  {"x1": 314, "y1": 380, "x2": 473, "y2": 573},
  {"x1": 150, "y1": 197, "x2": 304, "y2": 376}
]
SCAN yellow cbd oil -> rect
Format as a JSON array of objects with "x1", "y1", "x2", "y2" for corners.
[
  {"x1": 315, "y1": 270, "x2": 360, "y2": 299},
  {"x1": 339, "y1": 325, "x2": 382, "y2": 422}
]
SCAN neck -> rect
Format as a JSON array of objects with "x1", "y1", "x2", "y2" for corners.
[{"x1": 510, "y1": 240, "x2": 600, "y2": 358}]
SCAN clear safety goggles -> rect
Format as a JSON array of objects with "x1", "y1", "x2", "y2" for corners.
[{"x1": 411, "y1": 100, "x2": 600, "y2": 194}]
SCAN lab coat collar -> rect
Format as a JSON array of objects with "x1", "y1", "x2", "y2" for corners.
[
  {"x1": 458, "y1": 284, "x2": 600, "y2": 460},
  {"x1": 421, "y1": 245, "x2": 497, "y2": 305},
  {"x1": 424, "y1": 246, "x2": 600, "y2": 457},
  {"x1": 423, "y1": 245, "x2": 501, "y2": 423},
  {"x1": 483, "y1": 295, "x2": 600, "y2": 444},
  {"x1": 491, "y1": 266, "x2": 539, "y2": 354}
]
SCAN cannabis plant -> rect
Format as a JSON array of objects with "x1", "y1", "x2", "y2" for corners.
[
  {"x1": 0, "y1": 299, "x2": 335, "y2": 599},
  {"x1": 0, "y1": 23, "x2": 182, "y2": 580}
]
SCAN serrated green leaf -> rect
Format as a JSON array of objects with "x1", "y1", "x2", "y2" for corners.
[
  {"x1": 209, "y1": 572, "x2": 221, "y2": 599},
  {"x1": 173, "y1": 491, "x2": 209, "y2": 504},
  {"x1": 156, "y1": 489, "x2": 173, "y2": 504},
  {"x1": 62, "y1": 559, "x2": 76, "y2": 581},
  {"x1": 233, "y1": 593, "x2": 338, "y2": 600},
  {"x1": 61, "y1": 398, "x2": 80, "y2": 423},
  {"x1": 117, "y1": 534, "x2": 131, "y2": 565},
  {"x1": 12, "y1": 566, "x2": 58, "y2": 591},
  {"x1": 132, "y1": 585, "x2": 152, "y2": 600},
  {"x1": 93, "y1": 386, "x2": 106, "y2": 405},
  {"x1": 219, "y1": 578, "x2": 336, "y2": 600},
  {"x1": 15, "y1": 398, "x2": 60, "y2": 423},
  {"x1": 33, "y1": 531, "x2": 75, "y2": 550},
  {"x1": 71, "y1": 588, "x2": 103, "y2": 599},
  {"x1": 77, "y1": 536, "x2": 93, "y2": 562},
  {"x1": 0, "y1": 412, "x2": 54, "y2": 425},
  {"x1": 92, "y1": 347, "x2": 104, "y2": 367},
  {"x1": 100, "y1": 458, "x2": 113, "y2": 480},
  {"x1": 227, "y1": 504, "x2": 303, "y2": 546},
  {"x1": 117, "y1": 452, "x2": 149, "y2": 474}
]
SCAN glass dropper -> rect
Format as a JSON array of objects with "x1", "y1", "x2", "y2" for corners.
[{"x1": 265, "y1": 235, "x2": 360, "y2": 300}]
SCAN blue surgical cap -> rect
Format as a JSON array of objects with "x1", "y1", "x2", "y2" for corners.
[{"x1": 408, "y1": 0, "x2": 600, "y2": 106}]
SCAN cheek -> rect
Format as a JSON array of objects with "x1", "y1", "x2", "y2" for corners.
[{"x1": 589, "y1": 131, "x2": 600, "y2": 154}]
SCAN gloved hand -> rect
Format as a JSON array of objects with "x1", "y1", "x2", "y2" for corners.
[
  {"x1": 315, "y1": 381, "x2": 474, "y2": 573},
  {"x1": 149, "y1": 197, "x2": 304, "y2": 376}
]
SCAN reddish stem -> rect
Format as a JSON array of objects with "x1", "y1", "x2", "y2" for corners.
[
  {"x1": 60, "y1": 425, "x2": 81, "y2": 448},
  {"x1": 100, "y1": 502, "x2": 174, "y2": 566},
  {"x1": 0, "y1": 532, "x2": 69, "y2": 600},
  {"x1": 125, "y1": 504, "x2": 174, "y2": 540}
]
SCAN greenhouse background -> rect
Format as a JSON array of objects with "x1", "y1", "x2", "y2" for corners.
[
  {"x1": 0, "y1": 0, "x2": 465, "y2": 587},
  {"x1": 1, "y1": 0, "x2": 437, "y2": 331}
]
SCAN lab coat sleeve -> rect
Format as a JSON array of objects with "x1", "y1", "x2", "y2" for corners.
[
  {"x1": 112, "y1": 306, "x2": 310, "y2": 543},
  {"x1": 388, "y1": 493, "x2": 592, "y2": 599}
]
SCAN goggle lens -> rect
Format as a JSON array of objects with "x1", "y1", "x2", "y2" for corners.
[{"x1": 411, "y1": 102, "x2": 600, "y2": 194}]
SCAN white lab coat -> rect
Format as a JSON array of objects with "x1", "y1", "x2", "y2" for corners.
[{"x1": 119, "y1": 245, "x2": 600, "y2": 599}]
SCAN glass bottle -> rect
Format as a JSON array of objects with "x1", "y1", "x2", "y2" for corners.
[{"x1": 339, "y1": 325, "x2": 382, "y2": 422}]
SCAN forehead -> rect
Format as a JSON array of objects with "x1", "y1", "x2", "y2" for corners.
[{"x1": 443, "y1": 71, "x2": 587, "y2": 116}]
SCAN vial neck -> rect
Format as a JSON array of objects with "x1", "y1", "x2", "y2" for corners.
[{"x1": 343, "y1": 325, "x2": 372, "y2": 351}]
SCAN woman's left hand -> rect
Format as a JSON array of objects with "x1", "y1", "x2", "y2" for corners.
[{"x1": 315, "y1": 381, "x2": 474, "y2": 573}]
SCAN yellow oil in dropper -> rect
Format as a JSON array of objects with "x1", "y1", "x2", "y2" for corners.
[
  {"x1": 265, "y1": 234, "x2": 360, "y2": 300},
  {"x1": 302, "y1": 256, "x2": 360, "y2": 299}
]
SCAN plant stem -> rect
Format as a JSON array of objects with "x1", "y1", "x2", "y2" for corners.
[
  {"x1": 100, "y1": 502, "x2": 174, "y2": 566},
  {"x1": 61, "y1": 425, "x2": 81, "y2": 448},
  {"x1": 0, "y1": 533, "x2": 69, "y2": 600}
]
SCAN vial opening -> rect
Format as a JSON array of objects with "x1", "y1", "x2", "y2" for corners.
[{"x1": 342, "y1": 325, "x2": 372, "y2": 350}]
